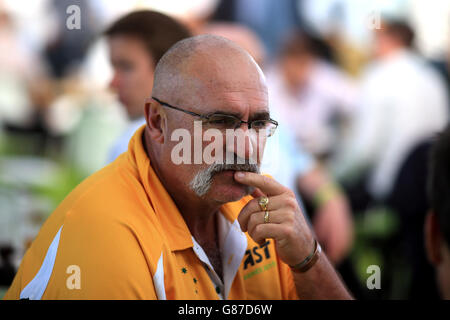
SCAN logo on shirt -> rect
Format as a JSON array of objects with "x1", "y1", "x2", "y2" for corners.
[{"x1": 243, "y1": 240, "x2": 276, "y2": 280}]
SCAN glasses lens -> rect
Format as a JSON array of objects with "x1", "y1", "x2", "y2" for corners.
[
  {"x1": 204, "y1": 114, "x2": 240, "y2": 129},
  {"x1": 251, "y1": 120, "x2": 269, "y2": 130},
  {"x1": 267, "y1": 123, "x2": 277, "y2": 137},
  {"x1": 251, "y1": 120, "x2": 277, "y2": 137}
]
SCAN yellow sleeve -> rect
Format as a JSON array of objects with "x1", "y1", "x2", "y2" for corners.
[
  {"x1": 278, "y1": 256, "x2": 299, "y2": 300},
  {"x1": 40, "y1": 208, "x2": 158, "y2": 299}
]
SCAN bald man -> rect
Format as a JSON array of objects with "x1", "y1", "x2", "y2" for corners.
[{"x1": 4, "y1": 35, "x2": 351, "y2": 300}]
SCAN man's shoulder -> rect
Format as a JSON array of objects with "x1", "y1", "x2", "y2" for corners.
[{"x1": 55, "y1": 159, "x2": 150, "y2": 227}]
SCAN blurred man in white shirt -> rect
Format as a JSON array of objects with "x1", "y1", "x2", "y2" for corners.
[{"x1": 335, "y1": 19, "x2": 449, "y2": 200}]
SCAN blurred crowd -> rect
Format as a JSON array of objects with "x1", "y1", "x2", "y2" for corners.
[{"x1": 0, "y1": 0, "x2": 449, "y2": 299}]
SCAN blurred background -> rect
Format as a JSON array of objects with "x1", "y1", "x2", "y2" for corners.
[{"x1": 0, "y1": 0, "x2": 449, "y2": 299}]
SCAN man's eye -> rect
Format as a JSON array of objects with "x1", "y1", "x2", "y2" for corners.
[{"x1": 251, "y1": 120, "x2": 268, "y2": 129}]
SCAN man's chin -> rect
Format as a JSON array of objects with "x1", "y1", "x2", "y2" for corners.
[{"x1": 209, "y1": 188, "x2": 252, "y2": 204}]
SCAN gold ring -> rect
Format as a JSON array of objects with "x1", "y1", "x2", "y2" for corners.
[
  {"x1": 264, "y1": 210, "x2": 270, "y2": 224},
  {"x1": 258, "y1": 196, "x2": 269, "y2": 212}
]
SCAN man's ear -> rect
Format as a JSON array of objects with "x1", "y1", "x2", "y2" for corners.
[
  {"x1": 145, "y1": 99, "x2": 166, "y2": 144},
  {"x1": 425, "y1": 210, "x2": 443, "y2": 266}
]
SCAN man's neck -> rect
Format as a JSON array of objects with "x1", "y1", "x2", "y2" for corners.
[
  {"x1": 162, "y1": 175, "x2": 225, "y2": 280},
  {"x1": 186, "y1": 210, "x2": 223, "y2": 280},
  {"x1": 171, "y1": 190, "x2": 221, "y2": 241}
]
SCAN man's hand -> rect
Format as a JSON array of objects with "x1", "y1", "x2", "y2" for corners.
[
  {"x1": 235, "y1": 171, "x2": 315, "y2": 267},
  {"x1": 235, "y1": 171, "x2": 353, "y2": 300}
]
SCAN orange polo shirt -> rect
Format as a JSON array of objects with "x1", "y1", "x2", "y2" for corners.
[{"x1": 4, "y1": 126, "x2": 298, "y2": 300}]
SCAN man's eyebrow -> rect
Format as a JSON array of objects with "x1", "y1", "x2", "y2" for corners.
[
  {"x1": 249, "y1": 111, "x2": 270, "y2": 120},
  {"x1": 206, "y1": 110, "x2": 244, "y2": 118},
  {"x1": 204, "y1": 110, "x2": 271, "y2": 120}
]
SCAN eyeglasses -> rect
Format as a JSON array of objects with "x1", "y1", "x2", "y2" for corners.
[{"x1": 152, "y1": 97, "x2": 278, "y2": 137}]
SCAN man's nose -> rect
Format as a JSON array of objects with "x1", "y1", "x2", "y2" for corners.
[{"x1": 225, "y1": 126, "x2": 257, "y2": 162}]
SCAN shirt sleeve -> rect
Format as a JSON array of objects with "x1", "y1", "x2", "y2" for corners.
[{"x1": 41, "y1": 210, "x2": 158, "y2": 299}]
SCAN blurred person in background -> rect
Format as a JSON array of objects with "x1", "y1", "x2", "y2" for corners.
[
  {"x1": 429, "y1": 45, "x2": 450, "y2": 95},
  {"x1": 44, "y1": 0, "x2": 98, "y2": 79},
  {"x1": 44, "y1": 10, "x2": 191, "y2": 176},
  {"x1": 0, "y1": 245, "x2": 15, "y2": 288},
  {"x1": 105, "y1": 10, "x2": 192, "y2": 162},
  {"x1": 334, "y1": 19, "x2": 449, "y2": 204},
  {"x1": 265, "y1": 29, "x2": 358, "y2": 159},
  {"x1": 330, "y1": 20, "x2": 448, "y2": 299},
  {"x1": 387, "y1": 134, "x2": 440, "y2": 299},
  {"x1": 0, "y1": 7, "x2": 50, "y2": 146},
  {"x1": 201, "y1": 22, "x2": 354, "y2": 268},
  {"x1": 411, "y1": 1, "x2": 450, "y2": 95},
  {"x1": 212, "y1": 0, "x2": 305, "y2": 59},
  {"x1": 425, "y1": 125, "x2": 450, "y2": 299},
  {"x1": 33, "y1": 0, "x2": 99, "y2": 155}
]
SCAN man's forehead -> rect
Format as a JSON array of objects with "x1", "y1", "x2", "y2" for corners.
[
  {"x1": 154, "y1": 34, "x2": 269, "y2": 116},
  {"x1": 222, "y1": 85, "x2": 267, "y2": 105},
  {"x1": 194, "y1": 87, "x2": 269, "y2": 119},
  {"x1": 187, "y1": 61, "x2": 268, "y2": 114}
]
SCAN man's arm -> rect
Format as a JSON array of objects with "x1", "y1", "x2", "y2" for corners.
[
  {"x1": 297, "y1": 165, "x2": 354, "y2": 265},
  {"x1": 290, "y1": 248, "x2": 353, "y2": 299}
]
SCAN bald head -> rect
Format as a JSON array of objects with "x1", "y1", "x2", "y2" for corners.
[{"x1": 152, "y1": 34, "x2": 267, "y2": 107}]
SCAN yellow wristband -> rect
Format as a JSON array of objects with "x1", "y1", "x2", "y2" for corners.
[{"x1": 313, "y1": 182, "x2": 341, "y2": 208}]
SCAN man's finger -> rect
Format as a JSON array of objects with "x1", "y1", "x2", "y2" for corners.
[
  {"x1": 234, "y1": 172, "x2": 286, "y2": 196},
  {"x1": 251, "y1": 188, "x2": 265, "y2": 199},
  {"x1": 238, "y1": 194, "x2": 290, "y2": 232},
  {"x1": 246, "y1": 209, "x2": 286, "y2": 236},
  {"x1": 247, "y1": 223, "x2": 286, "y2": 247}
]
